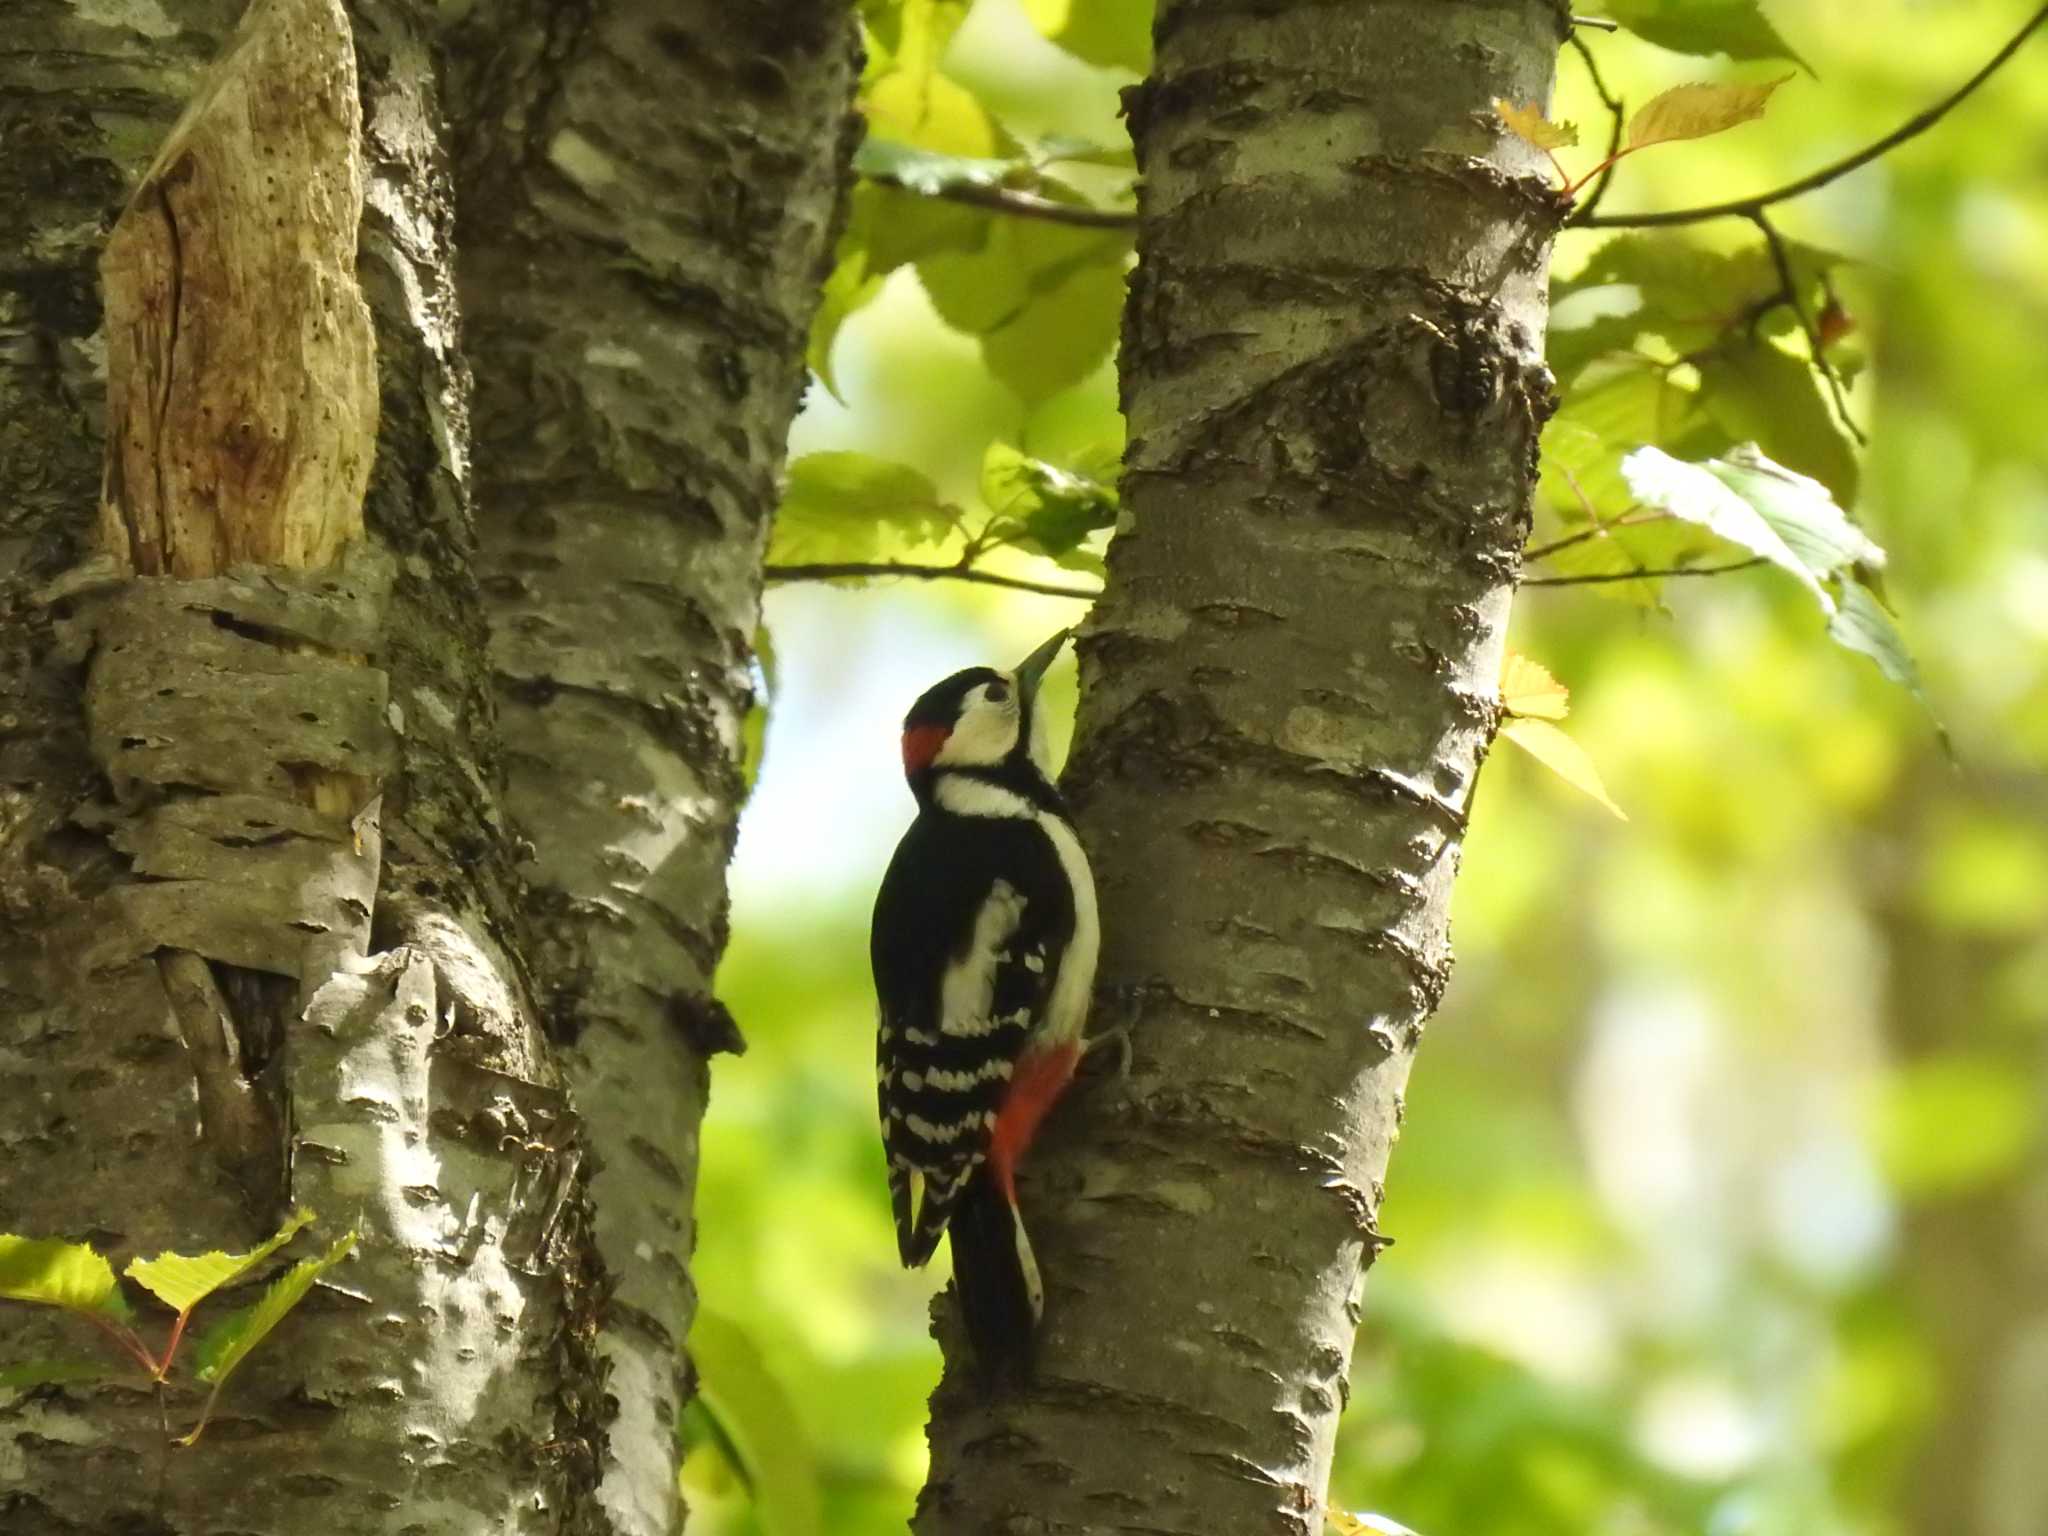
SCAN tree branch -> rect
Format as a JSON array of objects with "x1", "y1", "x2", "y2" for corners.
[
  {"x1": 1522, "y1": 557, "x2": 1767, "y2": 587},
  {"x1": 864, "y1": 172, "x2": 1136, "y2": 231},
  {"x1": 1572, "y1": 4, "x2": 2048, "y2": 228},
  {"x1": 763, "y1": 560, "x2": 1102, "y2": 600},
  {"x1": 1567, "y1": 29, "x2": 1626, "y2": 223},
  {"x1": 1752, "y1": 208, "x2": 1867, "y2": 444},
  {"x1": 1521, "y1": 510, "x2": 1666, "y2": 562}
]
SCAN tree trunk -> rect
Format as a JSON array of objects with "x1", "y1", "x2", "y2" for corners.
[
  {"x1": 1878, "y1": 768, "x2": 2048, "y2": 1536},
  {"x1": 441, "y1": 4, "x2": 858, "y2": 1527},
  {"x1": 920, "y1": 4, "x2": 1564, "y2": 1532},
  {"x1": 0, "y1": 1, "x2": 853, "y2": 1530}
]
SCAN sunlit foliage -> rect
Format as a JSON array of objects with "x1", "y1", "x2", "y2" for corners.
[{"x1": 686, "y1": 3, "x2": 2048, "y2": 1533}]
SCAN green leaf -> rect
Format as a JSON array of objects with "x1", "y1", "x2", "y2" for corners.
[
  {"x1": 851, "y1": 182, "x2": 987, "y2": 284},
  {"x1": 855, "y1": 137, "x2": 1017, "y2": 197},
  {"x1": 983, "y1": 253, "x2": 1126, "y2": 403},
  {"x1": 126, "y1": 1208, "x2": 314, "y2": 1317},
  {"x1": 1620, "y1": 446, "x2": 1834, "y2": 609},
  {"x1": 1621, "y1": 446, "x2": 1933, "y2": 711},
  {"x1": 1593, "y1": 0, "x2": 1809, "y2": 70},
  {"x1": 690, "y1": 1309, "x2": 823, "y2": 1536},
  {"x1": 865, "y1": 0, "x2": 970, "y2": 79},
  {"x1": 1548, "y1": 232, "x2": 1846, "y2": 387},
  {"x1": 1700, "y1": 444, "x2": 1882, "y2": 580},
  {"x1": 1828, "y1": 579, "x2": 1929, "y2": 700},
  {"x1": 907, "y1": 175, "x2": 1130, "y2": 402},
  {"x1": 980, "y1": 441, "x2": 1119, "y2": 559},
  {"x1": 864, "y1": 48, "x2": 991, "y2": 157},
  {"x1": 918, "y1": 238, "x2": 1035, "y2": 335},
  {"x1": 1696, "y1": 341, "x2": 1859, "y2": 508},
  {"x1": 1499, "y1": 718, "x2": 1627, "y2": 820},
  {"x1": 1020, "y1": 0, "x2": 1152, "y2": 73},
  {"x1": 918, "y1": 198, "x2": 1129, "y2": 333},
  {"x1": 182, "y1": 1232, "x2": 355, "y2": 1444},
  {"x1": 1031, "y1": 134, "x2": 1136, "y2": 170},
  {"x1": 0, "y1": 1359, "x2": 113, "y2": 1391},
  {"x1": 1540, "y1": 357, "x2": 1704, "y2": 519},
  {"x1": 847, "y1": 0, "x2": 1000, "y2": 320},
  {"x1": 806, "y1": 250, "x2": 885, "y2": 400},
  {"x1": 771, "y1": 452, "x2": 960, "y2": 563},
  {"x1": 0, "y1": 1236, "x2": 130, "y2": 1321}
]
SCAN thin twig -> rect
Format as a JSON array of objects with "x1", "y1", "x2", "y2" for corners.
[
  {"x1": 864, "y1": 173, "x2": 1136, "y2": 231},
  {"x1": 1567, "y1": 29, "x2": 1626, "y2": 223},
  {"x1": 763, "y1": 560, "x2": 1102, "y2": 600},
  {"x1": 1751, "y1": 208, "x2": 1867, "y2": 444},
  {"x1": 1522, "y1": 509, "x2": 1667, "y2": 562},
  {"x1": 1572, "y1": 3, "x2": 2048, "y2": 228},
  {"x1": 1522, "y1": 557, "x2": 1767, "y2": 587}
]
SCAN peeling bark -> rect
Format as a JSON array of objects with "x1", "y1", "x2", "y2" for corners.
[
  {"x1": 2, "y1": 0, "x2": 596, "y2": 1527},
  {"x1": 5, "y1": 0, "x2": 856, "y2": 1530},
  {"x1": 444, "y1": 3, "x2": 859, "y2": 1527},
  {"x1": 919, "y1": 4, "x2": 1565, "y2": 1532}
]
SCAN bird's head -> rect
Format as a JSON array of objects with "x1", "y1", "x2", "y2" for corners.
[{"x1": 900, "y1": 629, "x2": 1071, "y2": 795}]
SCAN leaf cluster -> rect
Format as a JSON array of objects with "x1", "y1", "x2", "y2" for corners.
[{"x1": 0, "y1": 1211, "x2": 354, "y2": 1445}]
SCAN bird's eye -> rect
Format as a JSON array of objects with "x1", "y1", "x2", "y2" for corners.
[{"x1": 984, "y1": 680, "x2": 1011, "y2": 704}]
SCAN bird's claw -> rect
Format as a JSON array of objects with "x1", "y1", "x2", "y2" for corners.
[{"x1": 1082, "y1": 1023, "x2": 1132, "y2": 1083}]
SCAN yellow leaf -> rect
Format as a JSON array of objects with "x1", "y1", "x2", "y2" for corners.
[
  {"x1": 1328, "y1": 1511, "x2": 1422, "y2": 1536},
  {"x1": 1500, "y1": 650, "x2": 1570, "y2": 720},
  {"x1": 1493, "y1": 98, "x2": 1578, "y2": 151},
  {"x1": 1500, "y1": 718, "x2": 1626, "y2": 820},
  {"x1": 1625, "y1": 76, "x2": 1791, "y2": 152}
]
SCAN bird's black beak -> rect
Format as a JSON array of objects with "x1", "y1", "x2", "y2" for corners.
[{"x1": 1012, "y1": 629, "x2": 1071, "y2": 701}]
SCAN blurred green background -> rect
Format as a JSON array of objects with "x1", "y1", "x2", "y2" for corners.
[{"x1": 683, "y1": 3, "x2": 2048, "y2": 1533}]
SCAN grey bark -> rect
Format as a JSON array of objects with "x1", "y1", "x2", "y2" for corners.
[
  {"x1": 443, "y1": 3, "x2": 859, "y2": 1527},
  {"x1": 919, "y1": 4, "x2": 1564, "y2": 1533},
  {"x1": 4, "y1": 1, "x2": 602, "y2": 1527},
  {"x1": 1, "y1": 1, "x2": 853, "y2": 1531}
]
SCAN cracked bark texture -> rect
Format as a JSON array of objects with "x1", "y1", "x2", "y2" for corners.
[
  {"x1": 3, "y1": 0, "x2": 601, "y2": 1528},
  {"x1": 919, "y1": 4, "x2": 1565, "y2": 1533},
  {"x1": 2, "y1": 0, "x2": 851, "y2": 1530},
  {"x1": 442, "y1": 2, "x2": 859, "y2": 1527}
]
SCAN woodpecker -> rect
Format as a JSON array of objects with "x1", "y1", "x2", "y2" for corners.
[{"x1": 871, "y1": 628, "x2": 1100, "y2": 1379}]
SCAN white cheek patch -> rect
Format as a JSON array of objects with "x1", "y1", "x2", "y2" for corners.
[{"x1": 932, "y1": 684, "x2": 1021, "y2": 768}]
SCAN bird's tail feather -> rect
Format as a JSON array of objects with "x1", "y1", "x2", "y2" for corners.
[{"x1": 949, "y1": 1167, "x2": 1039, "y2": 1384}]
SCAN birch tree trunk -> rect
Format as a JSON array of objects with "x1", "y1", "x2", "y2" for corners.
[
  {"x1": 920, "y1": 4, "x2": 1565, "y2": 1531},
  {"x1": 0, "y1": 1, "x2": 852, "y2": 1529},
  {"x1": 442, "y1": 5, "x2": 858, "y2": 1526}
]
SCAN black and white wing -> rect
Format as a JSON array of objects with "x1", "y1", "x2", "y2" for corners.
[{"x1": 870, "y1": 813, "x2": 1074, "y2": 1267}]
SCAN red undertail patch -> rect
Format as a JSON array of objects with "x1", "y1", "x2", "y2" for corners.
[{"x1": 989, "y1": 1041, "x2": 1082, "y2": 1203}]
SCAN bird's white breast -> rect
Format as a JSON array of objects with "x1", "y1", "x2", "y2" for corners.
[{"x1": 1035, "y1": 812, "x2": 1098, "y2": 1047}]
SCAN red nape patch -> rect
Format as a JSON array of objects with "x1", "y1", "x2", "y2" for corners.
[
  {"x1": 989, "y1": 1041, "x2": 1082, "y2": 1202},
  {"x1": 902, "y1": 723, "x2": 951, "y2": 776}
]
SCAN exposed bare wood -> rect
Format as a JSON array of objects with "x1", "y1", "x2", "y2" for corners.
[{"x1": 97, "y1": 0, "x2": 376, "y2": 578}]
